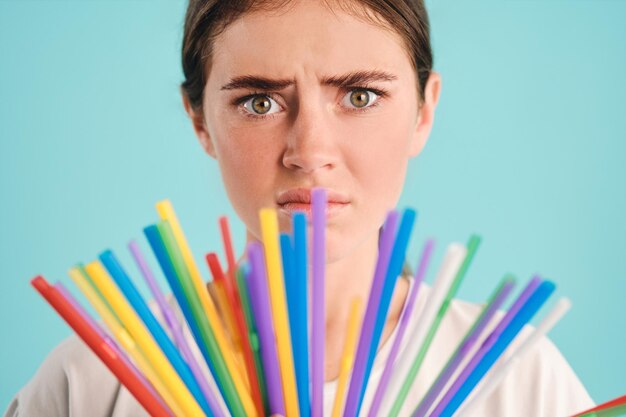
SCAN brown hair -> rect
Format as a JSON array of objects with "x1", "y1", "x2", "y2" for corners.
[{"x1": 181, "y1": 0, "x2": 433, "y2": 111}]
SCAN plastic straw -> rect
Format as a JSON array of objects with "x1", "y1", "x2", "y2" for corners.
[
  {"x1": 411, "y1": 273, "x2": 516, "y2": 417},
  {"x1": 55, "y1": 280, "x2": 162, "y2": 409},
  {"x1": 247, "y1": 241, "x2": 286, "y2": 416},
  {"x1": 291, "y1": 211, "x2": 311, "y2": 417},
  {"x1": 156, "y1": 220, "x2": 248, "y2": 416},
  {"x1": 66, "y1": 269, "x2": 185, "y2": 416},
  {"x1": 206, "y1": 253, "x2": 239, "y2": 344},
  {"x1": 217, "y1": 217, "x2": 243, "y2": 347},
  {"x1": 574, "y1": 396, "x2": 626, "y2": 417},
  {"x1": 31, "y1": 276, "x2": 173, "y2": 417},
  {"x1": 368, "y1": 238, "x2": 435, "y2": 417},
  {"x1": 311, "y1": 188, "x2": 326, "y2": 417},
  {"x1": 204, "y1": 252, "x2": 251, "y2": 383},
  {"x1": 259, "y1": 208, "x2": 301, "y2": 417},
  {"x1": 331, "y1": 297, "x2": 363, "y2": 417},
  {"x1": 432, "y1": 276, "x2": 552, "y2": 417},
  {"x1": 155, "y1": 200, "x2": 258, "y2": 416},
  {"x1": 128, "y1": 240, "x2": 227, "y2": 417},
  {"x1": 235, "y1": 264, "x2": 269, "y2": 414},
  {"x1": 359, "y1": 209, "x2": 417, "y2": 413},
  {"x1": 581, "y1": 404, "x2": 626, "y2": 417},
  {"x1": 84, "y1": 260, "x2": 205, "y2": 416},
  {"x1": 100, "y1": 249, "x2": 214, "y2": 416},
  {"x1": 342, "y1": 210, "x2": 399, "y2": 417},
  {"x1": 281, "y1": 231, "x2": 309, "y2": 417},
  {"x1": 219, "y1": 217, "x2": 265, "y2": 417},
  {"x1": 377, "y1": 242, "x2": 467, "y2": 417},
  {"x1": 144, "y1": 224, "x2": 225, "y2": 403},
  {"x1": 388, "y1": 235, "x2": 479, "y2": 417},
  {"x1": 458, "y1": 297, "x2": 571, "y2": 416}
]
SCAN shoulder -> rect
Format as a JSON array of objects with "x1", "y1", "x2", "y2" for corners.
[{"x1": 3, "y1": 335, "x2": 147, "y2": 417}]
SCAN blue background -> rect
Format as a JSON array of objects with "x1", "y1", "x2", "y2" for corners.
[{"x1": 1, "y1": 0, "x2": 624, "y2": 409}]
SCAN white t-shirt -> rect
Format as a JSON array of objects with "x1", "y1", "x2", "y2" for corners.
[{"x1": 4, "y1": 279, "x2": 594, "y2": 417}]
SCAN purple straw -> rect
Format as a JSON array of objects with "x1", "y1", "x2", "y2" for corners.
[
  {"x1": 247, "y1": 241, "x2": 286, "y2": 416},
  {"x1": 54, "y1": 282, "x2": 169, "y2": 413},
  {"x1": 128, "y1": 240, "x2": 225, "y2": 417},
  {"x1": 411, "y1": 276, "x2": 516, "y2": 417},
  {"x1": 429, "y1": 275, "x2": 542, "y2": 416},
  {"x1": 343, "y1": 210, "x2": 399, "y2": 417},
  {"x1": 311, "y1": 188, "x2": 326, "y2": 417},
  {"x1": 367, "y1": 239, "x2": 435, "y2": 417}
]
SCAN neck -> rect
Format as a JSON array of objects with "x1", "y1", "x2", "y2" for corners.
[{"x1": 324, "y1": 231, "x2": 379, "y2": 321}]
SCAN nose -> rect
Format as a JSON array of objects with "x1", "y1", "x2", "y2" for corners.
[{"x1": 282, "y1": 100, "x2": 339, "y2": 174}]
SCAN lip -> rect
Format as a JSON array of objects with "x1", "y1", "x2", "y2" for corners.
[{"x1": 276, "y1": 187, "x2": 350, "y2": 220}]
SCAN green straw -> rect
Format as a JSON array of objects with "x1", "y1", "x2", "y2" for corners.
[
  {"x1": 580, "y1": 405, "x2": 626, "y2": 417},
  {"x1": 157, "y1": 220, "x2": 245, "y2": 416},
  {"x1": 236, "y1": 264, "x2": 269, "y2": 414},
  {"x1": 412, "y1": 273, "x2": 516, "y2": 417},
  {"x1": 389, "y1": 234, "x2": 481, "y2": 417}
]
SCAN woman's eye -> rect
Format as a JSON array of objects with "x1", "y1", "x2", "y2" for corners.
[
  {"x1": 342, "y1": 89, "x2": 380, "y2": 110},
  {"x1": 242, "y1": 95, "x2": 281, "y2": 116}
]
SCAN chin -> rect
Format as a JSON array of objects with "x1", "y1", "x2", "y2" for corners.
[{"x1": 323, "y1": 230, "x2": 372, "y2": 265}]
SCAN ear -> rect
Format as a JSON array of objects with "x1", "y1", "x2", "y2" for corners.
[
  {"x1": 409, "y1": 71, "x2": 442, "y2": 157},
  {"x1": 181, "y1": 89, "x2": 217, "y2": 159}
]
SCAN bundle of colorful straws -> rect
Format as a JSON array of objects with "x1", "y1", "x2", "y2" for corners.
[{"x1": 32, "y1": 188, "x2": 599, "y2": 417}]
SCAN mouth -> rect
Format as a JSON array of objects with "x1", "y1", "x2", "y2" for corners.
[{"x1": 276, "y1": 187, "x2": 350, "y2": 220}]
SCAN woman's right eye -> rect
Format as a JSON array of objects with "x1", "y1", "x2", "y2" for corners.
[{"x1": 241, "y1": 94, "x2": 282, "y2": 117}]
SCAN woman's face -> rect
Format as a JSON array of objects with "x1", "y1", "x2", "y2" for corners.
[{"x1": 189, "y1": 1, "x2": 439, "y2": 262}]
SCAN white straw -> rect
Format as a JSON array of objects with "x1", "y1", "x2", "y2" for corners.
[
  {"x1": 376, "y1": 243, "x2": 467, "y2": 416},
  {"x1": 457, "y1": 297, "x2": 572, "y2": 416}
]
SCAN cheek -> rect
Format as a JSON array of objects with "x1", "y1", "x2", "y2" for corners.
[
  {"x1": 211, "y1": 125, "x2": 284, "y2": 224},
  {"x1": 344, "y1": 105, "x2": 414, "y2": 202}
]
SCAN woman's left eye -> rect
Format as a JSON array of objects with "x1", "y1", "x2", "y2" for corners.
[{"x1": 341, "y1": 89, "x2": 380, "y2": 110}]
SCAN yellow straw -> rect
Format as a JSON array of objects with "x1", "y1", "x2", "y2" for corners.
[
  {"x1": 155, "y1": 200, "x2": 258, "y2": 417},
  {"x1": 212, "y1": 280, "x2": 240, "y2": 349},
  {"x1": 84, "y1": 261, "x2": 204, "y2": 417},
  {"x1": 208, "y1": 280, "x2": 249, "y2": 385},
  {"x1": 331, "y1": 297, "x2": 363, "y2": 417},
  {"x1": 68, "y1": 267, "x2": 185, "y2": 417},
  {"x1": 259, "y1": 208, "x2": 300, "y2": 417}
]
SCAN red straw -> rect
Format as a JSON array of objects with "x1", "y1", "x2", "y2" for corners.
[
  {"x1": 217, "y1": 216, "x2": 265, "y2": 417},
  {"x1": 31, "y1": 276, "x2": 172, "y2": 417},
  {"x1": 572, "y1": 394, "x2": 626, "y2": 416}
]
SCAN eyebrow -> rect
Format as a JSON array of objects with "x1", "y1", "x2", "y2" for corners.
[{"x1": 220, "y1": 70, "x2": 397, "y2": 91}]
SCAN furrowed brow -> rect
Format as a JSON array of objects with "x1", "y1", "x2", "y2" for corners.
[
  {"x1": 220, "y1": 75, "x2": 294, "y2": 91},
  {"x1": 321, "y1": 70, "x2": 398, "y2": 87},
  {"x1": 220, "y1": 70, "x2": 397, "y2": 91}
]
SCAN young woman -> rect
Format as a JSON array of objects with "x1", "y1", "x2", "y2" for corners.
[{"x1": 5, "y1": 1, "x2": 594, "y2": 416}]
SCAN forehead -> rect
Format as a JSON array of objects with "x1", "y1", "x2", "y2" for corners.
[{"x1": 208, "y1": 1, "x2": 414, "y2": 86}]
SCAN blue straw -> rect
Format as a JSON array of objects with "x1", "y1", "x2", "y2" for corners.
[
  {"x1": 292, "y1": 212, "x2": 311, "y2": 417},
  {"x1": 356, "y1": 208, "x2": 416, "y2": 414},
  {"x1": 281, "y1": 226, "x2": 311, "y2": 417},
  {"x1": 343, "y1": 211, "x2": 399, "y2": 417},
  {"x1": 144, "y1": 224, "x2": 227, "y2": 412},
  {"x1": 437, "y1": 279, "x2": 556, "y2": 417},
  {"x1": 99, "y1": 249, "x2": 214, "y2": 417},
  {"x1": 280, "y1": 213, "x2": 311, "y2": 417}
]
